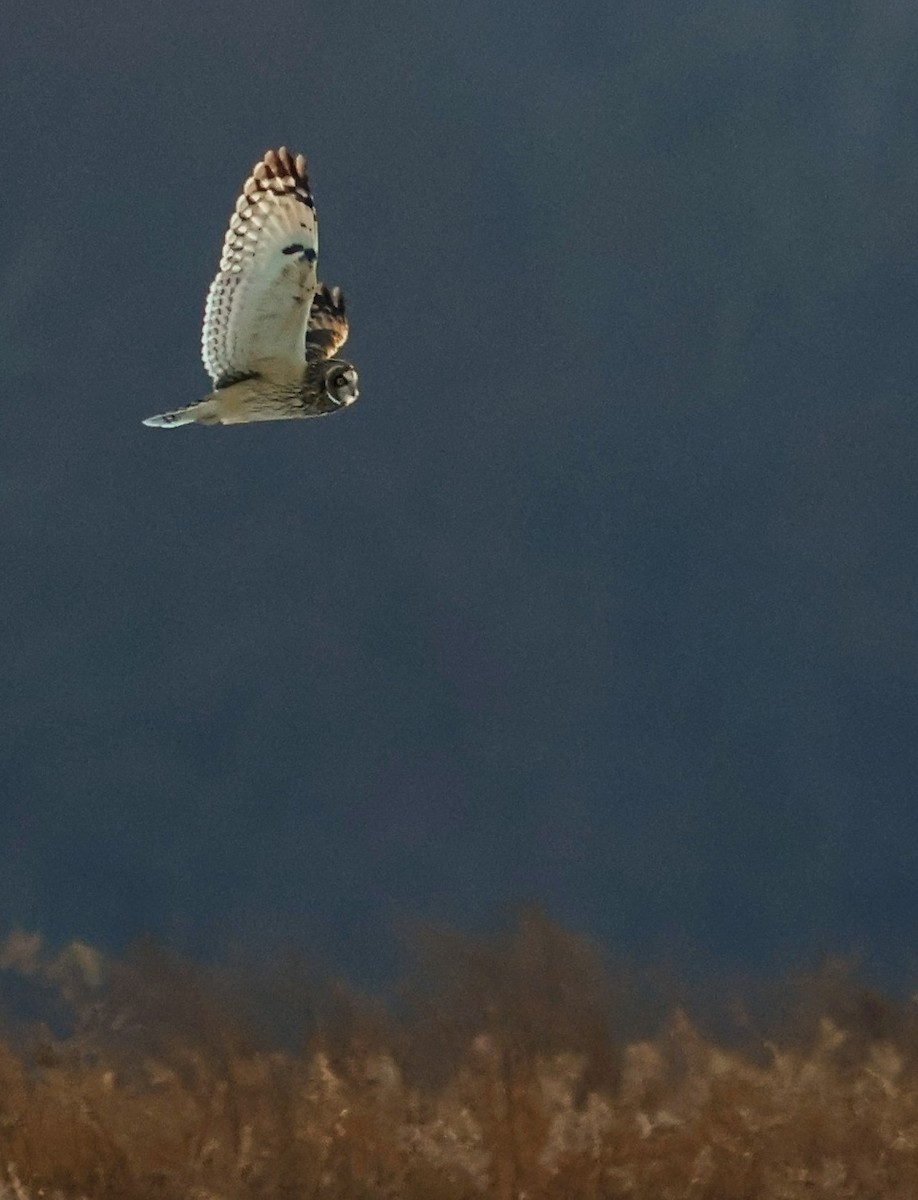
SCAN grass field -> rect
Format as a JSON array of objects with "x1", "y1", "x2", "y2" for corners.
[{"x1": 0, "y1": 916, "x2": 914, "y2": 1198}]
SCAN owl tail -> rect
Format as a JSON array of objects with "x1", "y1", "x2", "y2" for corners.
[{"x1": 142, "y1": 399, "x2": 217, "y2": 428}]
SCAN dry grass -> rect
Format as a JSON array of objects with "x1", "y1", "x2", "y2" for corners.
[{"x1": 0, "y1": 917, "x2": 917, "y2": 1198}]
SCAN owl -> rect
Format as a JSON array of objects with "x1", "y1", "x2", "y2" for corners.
[{"x1": 143, "y1": 147, "x2": 358, "y2": 428}]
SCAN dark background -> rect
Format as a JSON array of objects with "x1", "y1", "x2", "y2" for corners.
[{"x1": 1, "y1": 1, "x2": 917, "y2": 988}]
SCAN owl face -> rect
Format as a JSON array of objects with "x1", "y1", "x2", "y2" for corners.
[{"x1": 323, "y1": 359, "x2": 359, "y2": 409}]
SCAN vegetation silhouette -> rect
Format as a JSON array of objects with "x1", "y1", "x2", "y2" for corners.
[{"x1": 0, "y1": 913, "x2": 916, "y2": 1197}]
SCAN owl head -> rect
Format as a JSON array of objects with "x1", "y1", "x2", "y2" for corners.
[{"x1": 323, "y1": 359, "x2": 359, "y2": 409}]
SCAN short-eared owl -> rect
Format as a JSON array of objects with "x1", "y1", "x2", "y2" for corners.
[{"x1": 143, "y1": 147, "x2": 358, "y2": 428}]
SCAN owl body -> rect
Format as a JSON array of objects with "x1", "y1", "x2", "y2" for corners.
[
  {"x1": 159, "y1": 356, "x2": 358, "y2": 427},
  {"x1": 143, "y1": 148, "x2": 358, "y2": 429}
]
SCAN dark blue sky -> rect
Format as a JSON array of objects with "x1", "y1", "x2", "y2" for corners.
[{"x1": 1, "y1": 1, "x2": 917, "y2": 985}]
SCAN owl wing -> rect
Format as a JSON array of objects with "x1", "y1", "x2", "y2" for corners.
[
  {"x1": 305, "y1": 284, "x2": 349, "y2": 360},
  {"x1": 201, "y1": 148, "x2": 319, "y2": 389}
]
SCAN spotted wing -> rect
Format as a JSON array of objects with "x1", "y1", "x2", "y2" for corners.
[
  {"x1": 305, "y1": 284, "x2": 349, "y2": 360},
  {"x1": 202, "y1": 148, "x2": 319, "y2": 388}
]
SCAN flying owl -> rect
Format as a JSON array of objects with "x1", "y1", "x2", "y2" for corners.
[{"x1": 143, "y1": 147, "x2": 358, "y2": 428}]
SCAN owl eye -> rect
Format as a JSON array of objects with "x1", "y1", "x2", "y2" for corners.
[{"x1": 333, "y1": 373, "x2": 348, "y2": 389}]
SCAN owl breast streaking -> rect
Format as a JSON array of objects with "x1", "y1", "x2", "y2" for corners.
[{"x1": 143, "y1": 148, "x2": 358, "y2": 429}]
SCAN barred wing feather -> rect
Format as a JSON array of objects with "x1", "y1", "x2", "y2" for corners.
[
  {"x1": 305, "y1": 284, "x2": 349, "y2": 360},
  {"x1": 201, "y1": 148, "x2": 319, "y2": 388}
]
